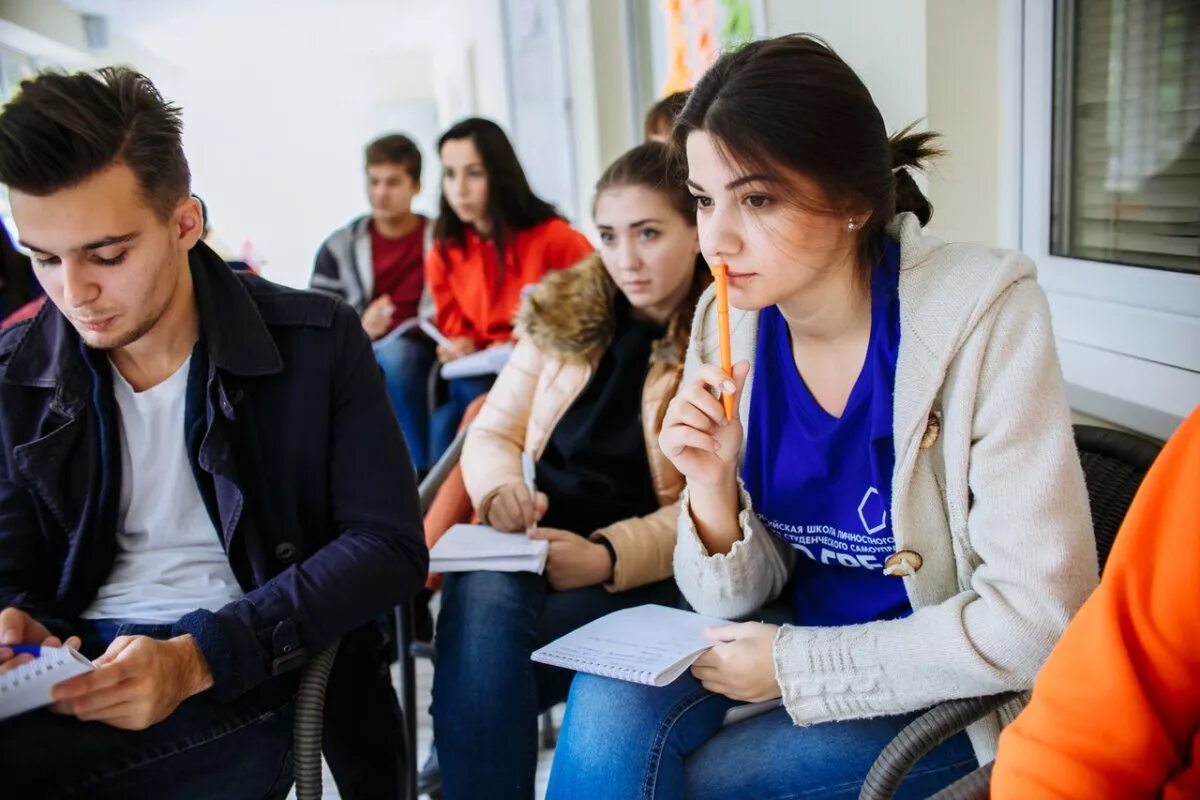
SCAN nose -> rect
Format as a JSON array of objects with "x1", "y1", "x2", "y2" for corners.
[
  {"x1": 617, "y1": 237, "x2": 641, "y2": 272},
  {"x1": 60, "y1": 258, "x2": 99, "y2": 309},
  {"x1": 699, "y1": 202, "x2": 742, "y2": 266}
]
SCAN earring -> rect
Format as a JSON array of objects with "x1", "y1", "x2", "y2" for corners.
[{"x1": 846, "y1": 219, "x2": 858, "y2": 231}]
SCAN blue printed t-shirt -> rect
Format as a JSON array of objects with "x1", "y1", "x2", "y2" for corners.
[{"x1": 741, "y1": 238, "x2": 912, "y2": 627}]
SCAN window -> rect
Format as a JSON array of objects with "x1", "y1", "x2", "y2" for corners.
[
  {"x1": 1051, "y1": 0, "x2": 1199, "y2": 274},
  {"x1": 1020, "y1": 0, "x2": 1200, "y2": 440}
]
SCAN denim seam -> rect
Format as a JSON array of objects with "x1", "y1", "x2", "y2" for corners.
[
  {"x1": 640, "y1": 688, "x2": 726, "y2": 800},
  {"x1": 53, "y1": 702, "x2": 290, "y2": 798}
]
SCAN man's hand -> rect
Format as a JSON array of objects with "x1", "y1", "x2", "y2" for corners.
[
  {"x1": 0, "y1": 607, "x2": 81, "y2": 675},
  {"x1": 690, "y1": 622, "x2": 782, "y2": 702},
  {"x1": 362, "y1": 295, "x2": 396, "y2": 341},
  {"x1": 50, "y1": 634, "x2": 214, "y2": 730},
  {"x1": 527, "y1": 528, "x2": 614, "y2": 591}
]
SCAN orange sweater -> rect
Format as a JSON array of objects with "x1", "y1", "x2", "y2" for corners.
[
  {"x1": 424, "y1": 217, "x2": 592, "y2": 348},
  {"x1": 992, "y1": 406, "x2": 1200, "y2": 799}
]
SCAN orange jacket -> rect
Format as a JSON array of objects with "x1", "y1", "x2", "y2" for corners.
[
  {"x1": 992, "y1": 406, "x2": 1200, "y2": 799},
  {"x1": 424, "y1": 217, "x2": 592, "y2": 348}
]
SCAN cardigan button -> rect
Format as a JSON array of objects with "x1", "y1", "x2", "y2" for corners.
[
  {"x1": 883, "y1": 550, "x2": 923, "y2": 577},
  {"x1": 920, "y1": 412, "x2": 941, "y2": 449}
]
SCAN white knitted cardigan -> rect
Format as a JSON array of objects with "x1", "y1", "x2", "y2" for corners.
[{"x1": 673, "y1": 213, "x2": 1098, "y2": 764}]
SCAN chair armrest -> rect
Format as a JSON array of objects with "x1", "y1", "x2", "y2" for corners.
[
  {"x1": 928, "y1": 761, "x2": 994, "y2": 800},
  {"x1": 293, "y1": 640, "x2": 341, "y2": 800},
  {"x1": 419, "y1": 424, "x2": 470, "y2": 515},
  {"x1": 858, "y1": 691, "x2": 1019, "y2": 800}
]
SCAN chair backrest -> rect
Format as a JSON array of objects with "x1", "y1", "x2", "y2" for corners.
[{"x1": 1073, "y1": 425, "x2": 1163, "y2": 572}]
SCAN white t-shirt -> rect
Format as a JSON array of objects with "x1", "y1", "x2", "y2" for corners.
[{"x1": 81, "y1": 355, "x2": 244, "y2": 624}]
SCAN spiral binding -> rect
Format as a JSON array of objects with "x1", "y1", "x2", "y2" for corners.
[
  {"x1": 0, "y1": 649, "x2": 65, "y2": 694},
  {"x1": 540, "y1": 655, "x2": 653, "y2": 685}
]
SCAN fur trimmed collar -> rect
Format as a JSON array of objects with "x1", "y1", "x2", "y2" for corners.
[{"x1": 516, "y1": 252, "x2": 709, "y2": 367}]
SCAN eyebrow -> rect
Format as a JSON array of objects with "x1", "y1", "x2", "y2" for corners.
[
  {"x1": 597, "y1": 218, "x2": 663, "y2": 230},
  {"x1": 20, "y1": 232, "x2": 139, "y2": 254},
  {"x1": 687, "y1": 173, "x2": 783, "y2": 192}
]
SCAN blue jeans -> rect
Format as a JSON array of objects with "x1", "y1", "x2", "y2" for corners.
[
  {"x1": 429, "y1": 374, "x2": 496, "y2": 466},
  {"x1": 374, "y1": 334, "x2": 436, "y2": 471},
  {"x1": 547, "y1": 672, "x2": 977, "y2": 800},
  {"x1": 431, "y1": 570, "x2": 680, "y2": 800},
  {"x1": 0, "y1": 619, "x2": 295, "y2": 800}
]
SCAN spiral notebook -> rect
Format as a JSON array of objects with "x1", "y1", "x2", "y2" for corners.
[
  {"x1": 531, "y1": 604, "x2": 728, "y2": 687},
  {"x1": 0, "y1": 645, "x2": 95, "y2": 721}
]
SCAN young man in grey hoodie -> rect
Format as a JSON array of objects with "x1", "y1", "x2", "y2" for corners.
[{"x1": 311, "y1": 134, "x2": 435, "y2": 471}]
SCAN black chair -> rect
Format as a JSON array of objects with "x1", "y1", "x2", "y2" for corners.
[{"x1": 858, "y1": 424, "x2": 1164, "y2": 800}]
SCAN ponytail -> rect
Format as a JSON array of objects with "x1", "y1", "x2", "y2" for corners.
[{"x1": 888, "y1": 124, "x2": 943, "y2": 226}]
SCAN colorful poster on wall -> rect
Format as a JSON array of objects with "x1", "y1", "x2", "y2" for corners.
[{"x1": 658, "y1": 0, "x2": 762, "y2": 96}]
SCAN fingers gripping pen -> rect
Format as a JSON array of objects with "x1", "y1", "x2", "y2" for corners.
[{"x1": 711, "y1": 262, "x2": 735, "y2": 420}]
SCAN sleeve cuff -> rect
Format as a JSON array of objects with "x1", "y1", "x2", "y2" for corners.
[{"x1": 173, "y1": 609, "x2": 244, "y2": 702}]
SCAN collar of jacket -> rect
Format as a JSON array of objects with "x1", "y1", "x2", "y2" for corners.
[
  {"x1": 3, "y1": 241, "x2": 283, "y2": 397},
  {"x1": 514, "y1": 251, "x2": 710, "y2": 369}
]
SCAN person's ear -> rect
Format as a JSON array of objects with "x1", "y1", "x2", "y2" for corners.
[{"x1": 175, "y1": 196, "x2": 205, "y2": 251}]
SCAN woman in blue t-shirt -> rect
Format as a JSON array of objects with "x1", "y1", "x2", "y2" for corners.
[{"x1": 547, "y1": 35, "x2": 1098, "y2": 800}]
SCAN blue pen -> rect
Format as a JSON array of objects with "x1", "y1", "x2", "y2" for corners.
[{"x1": 2, "y1": 644, "x2": 42, "y2": 656}]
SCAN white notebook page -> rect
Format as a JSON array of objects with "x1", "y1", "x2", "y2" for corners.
[
  {"x1": 0, "y1": 645, "x2": 95, "y2": 721},
  {"x1": 532, "y1": 605, "x2": 728, "y2": 687}
]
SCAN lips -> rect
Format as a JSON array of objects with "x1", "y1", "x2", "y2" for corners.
[
  {"x1": 623, "y1": 280, "x2": 652, "y2": 291},
  {"x1": 74, "y1": 316, "x2": 117, "y2": 332}
]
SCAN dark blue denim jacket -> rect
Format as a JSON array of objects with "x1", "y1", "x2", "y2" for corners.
[{"x1": 0, "y1": 243, "x2": 427, "y2": 785}]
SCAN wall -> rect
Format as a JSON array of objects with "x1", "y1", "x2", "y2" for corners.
[
  {"x1": 1, "y1": 0, "x2": 444, "y2": 289},
  {"x1": 431, "y1": 0, "x2": 510, "y2": 130},
  {"x1": 764, "y1": 0, "x2": 928, "y2": 136},
  {"x1": 164, "y1": 48, "x2": 438, "y2": 287},
  {"x1": 924, "y1": 0, "x2": 1004, "y2": 247}
]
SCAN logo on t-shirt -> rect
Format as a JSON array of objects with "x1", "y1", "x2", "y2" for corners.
[{"x1": 858, "y1": 486, "x2": 887, "y2": 534}]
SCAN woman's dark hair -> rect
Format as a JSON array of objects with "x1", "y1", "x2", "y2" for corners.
[
  {"x1": 673, "y1": 34, "x2": 942, "y2": 272},
  {"x1": 433, "y1": 117, "x2": 560, "y2": 269},
  {"x1": 593, "y1": 141, "x2": 704, "y2": 277},
  {"x1": 0, "y1": 67, "x2": 190, "y2": 221}
]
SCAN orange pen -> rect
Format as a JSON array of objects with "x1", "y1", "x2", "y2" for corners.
[{"x1": 711, "y1": 262, "x2": 735, "y2": 419}]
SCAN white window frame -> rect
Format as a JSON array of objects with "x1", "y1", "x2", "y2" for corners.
[{"x1": 1017, "y1": 0, "x2": 1200, "y2": 441}]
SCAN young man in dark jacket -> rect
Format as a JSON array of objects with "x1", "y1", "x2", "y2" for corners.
[{"x1": 0, "y1": 67, "x2": 427, "y2": 799}]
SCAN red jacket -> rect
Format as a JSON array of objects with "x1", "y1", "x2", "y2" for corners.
[
  {"x1": 993, "y1": 406, "x2": 1200, "y2": 799},
  {"x1": 424, "y1": 217, "x2": 592, "y2": 347},
  {"x1": 1, "y1": 297, "x2": 44, "y2": 329}
]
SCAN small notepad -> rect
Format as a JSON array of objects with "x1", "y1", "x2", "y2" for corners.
[
  {"x1": 0, "y1": 645, "x2": 95, "y2": 721},
  {"x1": 532, "y1": 604, "x2": 729, "y2": 687},
  {"x1": 430, "y1": 524, "x2": 550, "y2": 574}
]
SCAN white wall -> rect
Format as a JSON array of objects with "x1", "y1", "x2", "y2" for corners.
[
  {"x1": 432, "y1": 0, "x2": 511, "y2": 130},
  {"x1": 161, "y1": 48, "x2": 438, "y2": 288},
  {"x1": 764, "y1": 0, "x2": 928, "y2": 136},
  {"x1": 1, "y1": 0, "x2": 446, "y2": 289},
  {"x1": 924, "y1": 0, "x2": 1004, "y2": 247}
]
